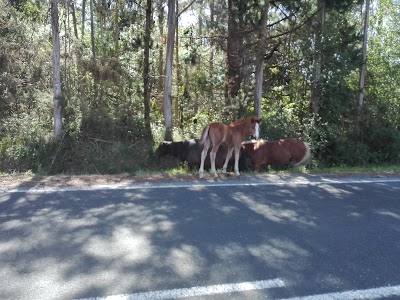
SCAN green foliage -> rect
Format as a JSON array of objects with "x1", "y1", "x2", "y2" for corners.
[
  {"x1": 260, "y1": 91, "x2": 311, "y2": 141},
  {"x1": 0, "y1": 109, "x2": 162, "y2": 174},
  {"x1": 40, "y1": 134, "x2": 159, "y2": 175},
  {"x1": 1, "y1": 0, "x2": 400, "y2": 175}
]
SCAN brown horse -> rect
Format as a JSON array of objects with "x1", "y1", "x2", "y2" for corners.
[
  {"x1": 241, "y1": 138, "x2": 311, "y2": 171},
  {"x1": 199, "y1": 116, "x2": 261, "y2": 178}
]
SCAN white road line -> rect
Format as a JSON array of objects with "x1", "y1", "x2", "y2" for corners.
[
  {"x1": 278, "y1": 284, "x2": 400, "y2": 300},
  {"x1": 2, "y1": 177, "x2": 400, "y2": 193},
  {"x1": 76, "y1": 278, "x2": 285, "y2": 300}
]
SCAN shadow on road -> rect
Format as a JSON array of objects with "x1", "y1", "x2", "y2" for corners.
[{"x1": 0, "y1": 174, "x2": 399, "y2": 299}]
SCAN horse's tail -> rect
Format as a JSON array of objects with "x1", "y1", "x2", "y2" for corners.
[
  {"x1": 293, "y1": 142, "x2": 311, "y2": 167},
  {"x1": 199, "y1": 125, "x2": 211, "y2": 145}
]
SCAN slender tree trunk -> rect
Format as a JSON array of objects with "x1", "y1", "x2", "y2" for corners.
[
  {"x1": 209, "y1": 0, "x2": 214, "y2": 76},
  {"x1": 225, "y1": 0, "x2": 244, "y2": 105},
  {"x1": 310, "y1": 0, "x2": 325, "y2": 115},
  {"x1": 114, "y1": 0, "x2": 120, "y2": 54},
  {"x1": 90, "y1": 0, "x2": 99, "y2": 108},
  {"x1": 72, "y1": 0, "x2": 87, "y2": 115},
  {"x1": 208, "y1": 0, "x2": 215, "y2": 103},
  {"x1": 90, "y1": 0, "x2": 95, "y2": 62},
  {"x1": 143, "y1": 0, "x2": 152, "y2": 134},
  {"x1": 71, "y1": 1, "x2": 79, "y2": 40},
  {"x1": 356, "y1": 0, "x2": 370, "y2": 134},
  {"x1": 64, "y1": 2, "x2": 68, "y2": 87},
  {"x1": 81, "y1": 0, "x2": 86, "y2": 37},
  {"x1": 158, "y1": 2, "x2": 164, "y2": 94},
  {"x1": 254, "y1": 1, "x2": 269, "y2": 120},
  {"x1": 163, "y1": 0, "x2": 176, "y2": 140},
  {"x1": 97, "y1": 0, "x2": 105, "y2": 107},
  {"x1": 174, "y1": 0, "x2": 180, "y2": 127},
  {"x1": 51, "y1": 0, "x2": 63, "y2": 139}
]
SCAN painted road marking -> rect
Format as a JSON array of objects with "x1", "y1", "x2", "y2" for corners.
[
  {"x1": 278, "y1": 284, "x2": 400, "y2": 300},
  {"x1": 77, "y1": 278, "x2": 285, "y2": 300},
  {"x1": 77, "y1": 283, "x2": 400, "y2": 300},
  {"x1": 2, "y1": 177, "x2": 400, "y2": 193}
]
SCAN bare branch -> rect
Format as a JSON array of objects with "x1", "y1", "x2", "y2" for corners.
[{"x1": 177, "y1": 0, "x2": 197, "y2": 18}]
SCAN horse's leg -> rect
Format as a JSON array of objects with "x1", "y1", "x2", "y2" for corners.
[
  {"x1": 199, "y1": 139, "x2": 210, "y2": 179},
  {"x1": 210, "y1": 144, "x2": 220, "y2": 177},
  {"x1": 222, "y1": 147, "x2": 234, "y2": 174},
  {"x1": 233, "y1": 145, "x2": 241, "y2": 176}
]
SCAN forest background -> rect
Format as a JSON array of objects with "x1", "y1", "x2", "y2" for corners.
[{"x1": 0, "y1": 0, "x2": 399, "y2": 175}]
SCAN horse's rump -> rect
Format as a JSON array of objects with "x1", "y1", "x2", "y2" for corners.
[
  {"x1": 292, "y1": 141, "x2": 310, "y2": 167},
  {"x1": 199, "y1": 122, "x2": 229, "y2": 146}
]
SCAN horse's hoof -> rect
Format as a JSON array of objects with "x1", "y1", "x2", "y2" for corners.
[
  {"x1": 222, "y1": 169, "x2": 227, "y2": 174},
  {"x1": 213, "y1": 173, "x2": 218, "y2": 178},
  {"x1": 199, "y1": 173, "x2": 204, "y2": 179},
  {"x1": 235, "y1": 172, "x2": 240, "y2": 176}
]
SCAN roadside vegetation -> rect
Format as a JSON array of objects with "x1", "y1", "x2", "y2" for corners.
[{"x1": 1, "y1": 1, "x2": 399, "y2": 177}]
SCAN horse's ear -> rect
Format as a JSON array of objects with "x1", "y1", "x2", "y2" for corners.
[{"x1": 252, "y1": 117, "x2": 262, "y2": 123}]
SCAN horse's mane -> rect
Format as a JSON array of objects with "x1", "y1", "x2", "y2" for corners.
[
  {"x1": 228, "y1": 116, "x2": 259, "y2": 128},
  {"x1": 231, "y1": 116, "x2": 252, "y2": 125}
]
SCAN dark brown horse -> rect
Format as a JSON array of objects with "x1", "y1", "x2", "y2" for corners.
[
  {"x1": 199, "y1": 116, "x2": 261, "y2": 178},
  {"x1": 241, "y1": 138, "x2": 311, "y2": 171}
]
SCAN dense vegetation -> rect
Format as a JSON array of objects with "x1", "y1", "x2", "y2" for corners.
[{"x1": 0, "y1": 0, "x2": 399, "y2": 175}]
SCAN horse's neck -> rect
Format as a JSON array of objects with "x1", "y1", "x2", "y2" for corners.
[{"x1": 231, "y1": 125, "x2": 248, "y2": 139}]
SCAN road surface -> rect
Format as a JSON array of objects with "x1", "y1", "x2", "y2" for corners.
[{"x1": 1, "y1": 174, "x2": 400, "y2": 300}]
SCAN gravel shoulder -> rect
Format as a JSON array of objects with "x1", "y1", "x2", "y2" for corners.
[{"x1": 0, "y1": 173, "x2": 199, "y2": 189}]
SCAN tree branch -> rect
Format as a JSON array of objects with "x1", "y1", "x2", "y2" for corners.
[{"x1": 178, "y1": 0, "x2": 197, "y2": 18}]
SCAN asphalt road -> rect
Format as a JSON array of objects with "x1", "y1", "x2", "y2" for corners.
[{"x1": 1, "y1": 174, "x2": 400, "y2": 300}]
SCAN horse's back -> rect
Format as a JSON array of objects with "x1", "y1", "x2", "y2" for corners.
[
  {"x1": 242, "y1": 138, "x2": 309, "y2": 169},
  {"x1": 157, "y1": 140, "x2": 191, "y2": 161}
]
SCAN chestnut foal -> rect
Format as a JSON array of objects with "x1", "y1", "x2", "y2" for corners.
[{"x1": 198, "y1": 116, "x2": 261, "y2": 178}]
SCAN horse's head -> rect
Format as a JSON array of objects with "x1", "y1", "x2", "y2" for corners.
[{"x1": 250, "y1": 117, "x2": 261, "y2": 139}]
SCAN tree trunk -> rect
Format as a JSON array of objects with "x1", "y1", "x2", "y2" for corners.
[
  {"x1": 158, "y1": 1, "x2": 164, "y2": 94},
  {"x1": 254, "y1": 1, "x2": 269, "y2": 120},
  {"x1": 310, "y1": 0, "x2": 325, "y2": 115},
  {"x1": 209, "y1": 0, "x2": 214, "y2": 76},
  {"x1": 356, "y1": 0, "x2": 370, "y2": 134},
  {"x1": 163, "y1": 0, "x2": 176, "y2": 140},
  {"x1": 89, "y1": 0, "x2": 99, "y2": 108},
  {"x1": 225, "y1": 0, "x2": 243, "y2": 104},
  {"x1": 71, "y1": 1, "x2": 79, "y2": 40},
  {"x1": 51, "y1": 0, "x2": 63, "y2": 139},
  {"x1": 81, "y1": 0, "x2": 86, "y2": 37},
  {"x1": 72, "y1": 0, "x2": 86, "y2": 115},
  {"x1": 208, "y1": 0, "x2": 215, "y2": 103},
  {"x1": 114, "y1": 0, "x2": 120, "y2": 53},
  {"x1": 90, "y1": 0, "x2": 95, "y2": 63},
  {"x1": 174, "y1": 0, "x2": 180, "y2": 127},
  {"x1": 143, "y1": 0, "x2": 152, "y2": 134}
]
